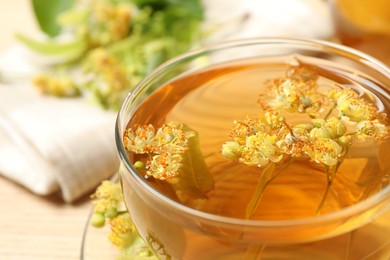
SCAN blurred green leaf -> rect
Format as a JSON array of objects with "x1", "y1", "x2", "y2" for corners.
[{"x1": 32, "y1": 0, "x2": 74, "y2": 37}]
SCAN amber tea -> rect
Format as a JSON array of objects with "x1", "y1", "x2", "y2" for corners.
[
  {"x1": 125, "y1": 57, "x2": 389, "y2": 218},
  {"x1": 120, "y1": 52, "x2": 390, "y2": 259}
]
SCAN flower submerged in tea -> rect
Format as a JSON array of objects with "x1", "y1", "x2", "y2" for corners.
[
  {"x1": 124, "y1": 122, "x2": 214, "y2": 202},
  {"x1": 124, "y1": 122, "x2": 195, "y2": 181},
  {"x1": 222, "y1": 60, "x2": 390, "y2": 217},
  {"x1": 330, "y1": 88, "x2": 378, "y2": 122},
  {"x1": 221, "y1": 113, "x2": 285, "y2": 167},
  {"x1": 264, "y1": 62, "x2": 327, "y2": 117}
]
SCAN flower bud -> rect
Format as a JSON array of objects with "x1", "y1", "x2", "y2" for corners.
[
  {"x1": 105, "y1": 207, "x2": 119, "y2": 218},
  {"x1": 325, "y1": 117, "x2": 347, "y2": 138},
  {"x1": 310, "y1": 127, "x2": 331, "y2": 139},
  {"x1": 222, "y1": 141, "x2": 242, "y2": 160},
  {"x1": 91, "y1": 213, "x2": 105, "y2": 228},
  {"x1": 338, "y1": 135, "x2": 352, "y2": 146}
]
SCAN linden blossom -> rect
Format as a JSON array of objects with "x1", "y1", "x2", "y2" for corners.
[
  {"x1": 124, "y1": 122, "x2": 195, "y2": 180},
  {"x1": 124, "y1": 122, "x2": 214, "y2": 202},
  {"x1": 262, "y1": 60, "x2": 328, "y2": 117},
  {"x1": 330, "y1": 88, "x2": 379, "y2": 122},
  {"x1": 221, "y1": 61, "x2": 390, "y2": 216},
  {"x1": 90, "y1": 181, "x2": 154, "y2": 255}
]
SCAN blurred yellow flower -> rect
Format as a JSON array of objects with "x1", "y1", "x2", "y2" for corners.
[
  {"x1": 91, "y1": 180, "x2": 123, "y2": 215},
  {"x1": 109, "y1": 212, "x2": 136, "y2": 249},
  {"x1": 356, "y1": 119, "x2": 390, "y2": 143},
  {"x1": 33, "y1": 74, "x2": 80, "y2": 97}
]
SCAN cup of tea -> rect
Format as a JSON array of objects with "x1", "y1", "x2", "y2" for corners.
[{"x1": 116, "y1": 38, "x2": 390, "y2": 259}]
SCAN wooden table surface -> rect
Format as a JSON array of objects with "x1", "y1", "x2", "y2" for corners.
[{"x1": 0, "y1": 1, "x2": 92, "y2": 259}]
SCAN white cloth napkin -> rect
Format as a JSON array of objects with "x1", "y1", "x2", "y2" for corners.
[
  {"x1": 0, "y1": 0, "x2": 332, "y2": 203},
  {"x1": 0, "y1": 47, "x2": 119, "y2": 202},
  {"x1": 203, "y1": 0, "x2": 333, "y2": 43}
]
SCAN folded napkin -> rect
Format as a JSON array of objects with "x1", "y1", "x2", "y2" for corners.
[
  {"x1": 203, "y1": 0, "x2": 333, "y2": 43},
  {"x1": 0, "y1": 47, "x2": 119, "y2": 202},
  {"x1": 0, "y1": 0, "x2": 332, "y2": 203}
]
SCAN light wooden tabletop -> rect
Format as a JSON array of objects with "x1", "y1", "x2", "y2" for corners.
[{"x1": 0, "y1": 1, "x2": 92, "y2": 259}]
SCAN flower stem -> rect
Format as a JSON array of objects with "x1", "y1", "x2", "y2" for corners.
[
  {"x1": 246, "y1": 163, "x2": 276, "y2": 219},
  {"x1": 245, "y1": 159, "x2": 293, "y2": 219},
  {"x1": 245, "y1": 243, "x2": 267, "y2": 260},
  {"x1": 324, "y1": 102, "x2": 337, "y2": 120},
  {"x1": 316, "y1": 164, "x2": 337, "y2": 215}
]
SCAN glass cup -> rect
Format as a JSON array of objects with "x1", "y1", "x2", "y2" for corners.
[
  {"x1": 329, "y1": 0, "x2": 390, "y2": 66},
  {"x1": 115, "y1": 38, "x2": 390, "y2": 259}
]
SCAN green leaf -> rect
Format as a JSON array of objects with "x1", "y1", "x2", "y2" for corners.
[
  {"x1": 32, "y1": 0, "x2": 74, "y2": 37},
  {"x1": 171, "y1": 126, "x2": 214, "y2": 202},
  {"x1": 15, "y1": 33, "x2": 87, "y2": 62}
]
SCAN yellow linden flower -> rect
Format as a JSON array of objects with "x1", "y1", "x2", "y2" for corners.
[
  {"x1": 154, "y1": 122, "x2": 195, "y2": 154},
  {"x1": 90, "y1": 181, "x2": 125, "y2": 228},
  {"x1": 223, "y1": 113, "x2": 286, "y2": 167},
  {"x1": 147, "y1": 151, "x2": 183, "y2": 180},
  {"x1": 310, "y1": 126, "x2": 331, "y2": 139},
  {"x1": 33, "y1": 74, "x2": 80, "y2": 97},
  {"x1": 333, "y1": 89, "x2": 377, "y2": 122},
  {"x1": 240, "y1": 132, "x2": 283, "y2": 167},
  {"x1": 124, "y1": 123, "x2": 196, "y2": 181},
  {"x1": 356, "y1": 119, "x2": 390, "y2": 143},
  {"x1": 229, "y1": 118, "x2": 264, "y2": 142},
  {"x1": 264, "y1": 111, "x2": 285, "y2": 127},
  {"x1": 324, "y1": 117, "x2": 347, "y2": 138},
  {"x1": 108, "y1": 212, "x2": 136, "y2": 249},
  {"x1": 221, "y1": 141, "x2": 243, "y2": 160},
  {"x1": 124, "y1": 124, "x2": 156, "y2": 154},
  {"x1": 84, "y1": 48, "x2": 130, "y2": 109},
  {"x1": 310, "y1": 117, "x2": 347, "y2": 139},
  {"x1": 286, "y1": 61, "x2": 319, "y2": 83},
  {"x1": 91, "y1": 181, "x2": 123, "y2": 213},
  {"x1": 276, "y1": 127, "x2": 309, "y2": 158},
  {"x1": 73, "y1": 0, "x2": 132, "y2": 47},
  {"x1": 304, "y1": 138, "x2": 343, "y2": 166},
  {"x1": 272, "y1": 79, "x2": 301, "y2": 110},
  {"x1": 264, "y1": 62, "x2": 327, "y2": 116}
]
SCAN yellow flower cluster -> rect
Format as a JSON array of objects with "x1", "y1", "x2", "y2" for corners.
[
  {"x1": 221, "y1": 113, "x2": 285, "y2": 167},
  {"x1": 62, "y1": 0, "x2": 132, "y2": 48},
  {"x1": 124, "y1": 122, "x2": 195, "y2": 181},
  {"x1": 91, "y1": 181, "x2": 132, "y2": 248},
  {"x1": 92, "y1": 1, "x2": 132, "y2": 46},
  {"x1": 91, "y1": 180, "x2": 123, "y2": 224},
  {"x1": 264, "y1": 61, "x2": 327, "y2": 117},
  {"x1": 108, "y1": 212, "x2": 136, "y2": 249},
  {"x1": 330, "y1": 88, "x2": 378, "y2": 122},
  {"x1": 223, "y1": 61, "x2": 389, "y2": 168},
  {"x1": 33, "y1": 74, "x2": 80, "y2": 97},
  {"x1": 83, "y1": 48, "x2": 130, "y2": 109},
  {"x1": 222, "y1": 113, "x2": 347, "y2": 167}
]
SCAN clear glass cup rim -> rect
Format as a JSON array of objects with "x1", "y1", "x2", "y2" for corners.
[{"x1": 116, "y1": 37, "x2": 390, "y2": 228}]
